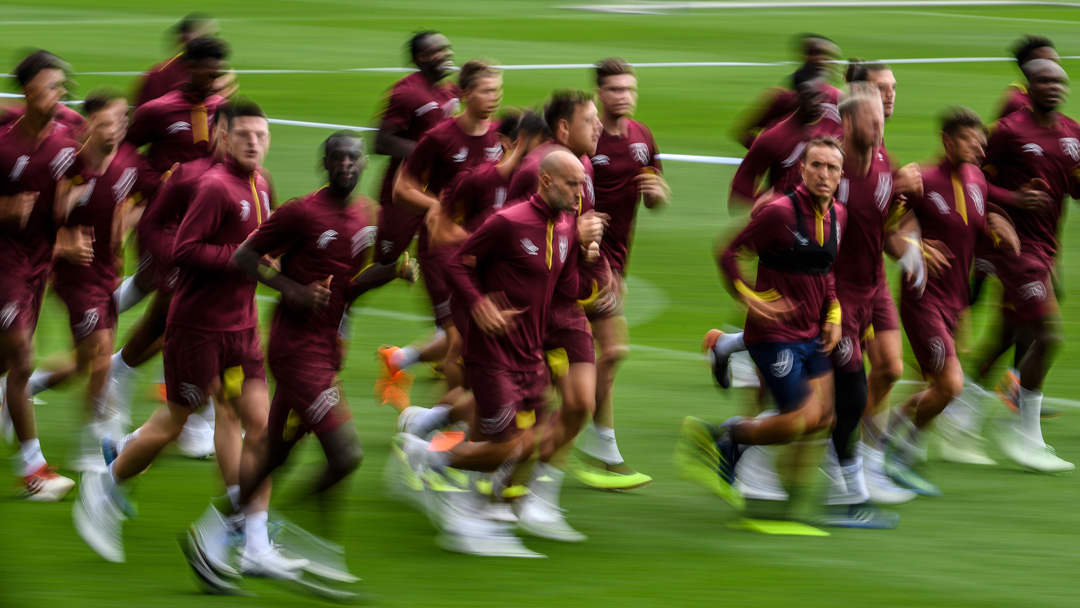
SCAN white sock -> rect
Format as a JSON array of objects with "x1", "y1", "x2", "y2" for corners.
[
  {"x1": 390, "y1": 346, "x2": 421, "y2": 371},
  {"x1": 27, "y1": 369, "x2": 51, "y2": 396},
  {"x1": 414, "y1": 404, "x2": 452, "y2": 436},
  {"x1": 1018, "y1": 387, "x2": 1045, "y2": 446},
  {"x1": 946, "y1": 378, "x2": 992, "y2": 434},
  {"x1": 20, "y1": 438, "x2": 46, "y2": 476},
  {"x1": 116, "y1": 428, "x2": 140, "y2": 454},
  {"x1": 713, "y1": 331, "x2": 746, "y2": 357},
  {"x1": 533, "y1": 462, "x2": 565, "y2": 505},
  {"x1": 114, "y1": 276, "x2": 148, "y2": 314},
  {"x1": 226, "y1": 485, "x2": 240, "y2": 511},
  {"x1": 111, "y1": 350, "x2": 134, "y2": 376},
  {"x1": 579, "y1": 423, "x2": 624, "y2": 465},
  {"x1": 244, "y1": 510, "x2": 271, "y2": 555}
]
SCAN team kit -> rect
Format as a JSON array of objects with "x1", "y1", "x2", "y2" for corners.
[{"x1": 0, "y1": 14, "x2": 1075, "y2": 592}]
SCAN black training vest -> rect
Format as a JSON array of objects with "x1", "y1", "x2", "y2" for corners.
[{"x1": 757, "y1": 191, "x2": 838, "y2": 275}]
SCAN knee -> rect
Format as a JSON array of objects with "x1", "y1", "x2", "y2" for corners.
[
  {"x1": 939, "y1": 373, "x2": 964, "y2": 403},
  {"x1": 597, "y1": 343, "x2": 630, "y2": 369},
  {"x1": 872, "y1": 358, "x2": 903, "y2": 385},
  {"x1": 330, "y1": 441, "x2": 363, "y2": 476}
]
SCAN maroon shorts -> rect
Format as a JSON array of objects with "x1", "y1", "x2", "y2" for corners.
[
  {"x1": 900, "y1": 299, "x2": 958, "y2": 376},
  {"x1": 832, "y1": 278, "x2": 898, "y2": 373},
  {"x1": 543, "y1": 313, "x2": 596, "y2": 366},
  {"x1": 374, "y1": 203, "x2": 422, "y2": 266},
  {"x1": 869, "y1": 278, "x2": 899, "y2": 332},
  {"x1": 268, "y1": 354, "x2": 351, "y2": 440},
  {"x1": 985, "y1": 250, "x2": 1054, "y2": 323},
  {"x1": 0, "y1": 272, "x2": 46, "y2": 334},
  {"x1": 52, "y1": 271, "x2": 118, "y2": 341},
  {"x1": 163, "y1": 325, "x2": 266, "y2": 408},
  {"x1": 468, "y1": 364, "x2": 548, "y2": 441},
  {"x1": 419, "y1": 249, "x2": 452, "y2": 326}
]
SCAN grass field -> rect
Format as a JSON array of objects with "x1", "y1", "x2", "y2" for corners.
[{"x1": 3, "y1": 1, "x2": 1080, "y2": 606}]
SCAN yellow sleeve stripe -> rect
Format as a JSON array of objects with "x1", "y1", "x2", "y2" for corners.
[
  {"x1": 826, "y1": 300, "x2": 842, "y2": 325},
  {"x1": 735, "y1": 279, "x2": 781, "y2": 302}
]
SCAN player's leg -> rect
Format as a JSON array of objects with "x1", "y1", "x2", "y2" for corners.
[{"x1": 862, "y1": 329, "x2": 903, "y2": 443}]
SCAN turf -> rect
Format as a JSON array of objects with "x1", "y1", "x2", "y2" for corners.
[{"x1": 2, "y1": 1, "x2": 1080, "y2": 606}]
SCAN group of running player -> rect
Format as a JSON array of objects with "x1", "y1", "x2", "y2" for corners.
[
  {"x1": 0, "y1": 11, "x2": 1075, "y2": 589},
  {"x1": 686, "y1": 33, "x2": 1076, "y2": 530}
]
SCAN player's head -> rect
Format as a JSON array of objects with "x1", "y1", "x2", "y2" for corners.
[
  {"x1": 793, "y1": 71, "x2": 826, "y2": 119},
  {"x1": 13, "y1": 50, "x2": 69, "y2": 120},
  {"x1": 544, "y1": 88, "x2": 601, "y2": 157},
  {"x1": 595, "y1": 57, "x2": 638, "y2": 119},
  {"x1": 175, "y1": 12, "x2": 218, "y2": 46},
  {"x1": 797, "y1": 34, "x2": 839, "y2": 78},
  {"x1": 408, "y1": 30, "x2": 453, "y2": 80},
  {"x1": 322, "y1": 130, "x2": 366, "y2": 195},
  {"x1": 800, "y1": 136, "x2": 844, "y2": 203},
  {"x1": 846, "y1": 59, "x2": 896, "y2": 118},
  {"x1": 82, "y1": 87, "x2": 128, "y2": 153},
  {"x1": 539, "y1": 149, "x2": 586, "y2": 212},
  {"x1": 459, "y1": 60, "x2": 502, "y2": 120},
  {"x1": 184, "y1": 36, "x2": 229, "y2": 97},
  {"x1": 1012, "y1": 35, "x2": 1057, "y2": 68},
  {"x1": 940, "y1": 106, "x2": 987, "y2": 166},
  {"x1": 840, "y1": 89, "x2": 884, "y2": 152},
  {"x1": 511, "y1": 109, "x2": 551, "y2": 156},
  {"x1": 1023, "y1": 58, "x2": 1068, "y2": 113},
  {"x1": 224, "y1": 97, "x2": 269, "y2": 172}
]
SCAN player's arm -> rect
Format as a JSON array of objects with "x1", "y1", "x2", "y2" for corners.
[
  {"x1": 819, "y1": 211, "x2": 844, "y2": 354},
  {"x1": 640, "y1": 129, "x2": 671, "y2": 209},
  {"x1": 447, "y1": 215, "x2": 518, "y2": 335},
  {"x1": 348, "y1": 253, "x2": 419, "y2": 302},
  {"x1": 728, "y1": 134, "x2": 771, "y2": 212},
  {"x1": 717, "y1": 202, "x2": 792, "y2": 324},
  {"x1": 125, "y1": 103, "x2": 157, "y2": 149},
  {"x1": 983, "y1": 124, "x2": 1051, "y2": 211},
  {"x1": 173, "y1": 183, "x2": 239, "y2": 271},
  {"x1": 557, "y1": 219, "x2": 612, "y2": 302},
  {"x1": 729, "y1": 87, "x2": 786, "y2": 149},
  {"x1": 233, "y1": 204, "x2": 331, "y2": 311},
  {"x1": 984, "y1": 202, "x2": 1021, "y2": 255},
  {"x1": 430, "y1": 181, "x2": 471, "y2": 248},
  {"x1": 393, "y1": 133, "x2": 440, "y2": 214},
  {"x1": 375, "y1": 88, "x2": 417, "y2": 158}
]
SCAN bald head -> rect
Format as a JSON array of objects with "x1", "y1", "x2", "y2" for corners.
[
  {"x1": 539, "y1": 149, "x2": 586, "y2": 212},
  {"x1": 1024, "y1": 58, "x2": 1068, "y2": 113}
]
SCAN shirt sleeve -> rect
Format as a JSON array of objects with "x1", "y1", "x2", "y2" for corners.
[
  {"x1": 125, "y1": 103, "x2": 156, "y2": 148},
  {"x1": 729, "y1": 132, "x2": 772, "y2": 205},
  {"x1": 982, "y1": 122, "x2": 1015, "y2": 206},
  {"x1": 556, "y1": 227, "x2": 612, "y2": 301},
  {"x1": 172, "y1": 181, "x2": 236, "y2": 271},
  {"x1": 821, "y1": 206, "x2": 845, "y2": 324},
  {"x1": 381, "y1": 85, "x2": 413, "y2": 132},
  {"x1": 507, "y1": 161, "x2": 538, "y2": 202},
  {"x1": 402, "y1": 131, "x2": 440, "y2": 188},
  {"x1": 141, "y1": 168, "x2": 191, "y2": 265},
  {"x1": 244, "y1": 201, "x2": 303, "y2": 259},
  {"x1": 720, "y1": 201, "x2": 787, "y2": 295},
  {"x1": 447, "y1": 213, "x2": 506, "y2": 309}
]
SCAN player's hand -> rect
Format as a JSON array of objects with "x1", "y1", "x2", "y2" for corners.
[
  {"x1": 576, "y1": 210, "x2": 608, "y2": 245},
  {"x1": 582, "y1": 241, "x2": 601, "y2": 263},
  {"x1": 744, "y1": 296, "x2": 794, "y2": 325},
  {"x1": 471, "y1": 295, "x2": 525, "y2": 336},
  {"x1": 636, "y1": 169, "x2": 672, "y2": 207},
  {"x1": 57, "y1": 225, "x2": 95, "y2": 265},
  {"x1": 899, "y1": 235, "x2": 926, "y2": 296},
  {"x1": 287, "y1": 276, "x2": 332, "y2": 311},
  {"x1": 0, "y1": 191, "x2": 39, "y2": 229},
  {"x1": 894, "y1": 163, "x2": 923, "y2": 198},
  {"x1": 1013, "y1": 179, "x2": 1052, "y2": 211},
  {"x1": 988, "y1": 212, "x2": 1021, "y2": 255},
  {"x1": 922, "y1": 238, "x2": 953, "y2": 278},
  {"x1": 397, "y1": 251, "x2": 420, "y2": 283},
  {"x1": 819, "y1": 322, "x2": 841, "y2": 354}
]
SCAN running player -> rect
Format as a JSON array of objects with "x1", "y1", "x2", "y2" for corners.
[
  {"x1": 883, "y1": 107, "x2": 1021, "y2": 493},
  {"x1": 679, "y1": 137, "x2": 847, "y2": 511},
  {"x1": 380, "y1": 59, "x2": 503, "y2": 404},
  {"x1": 0, "y1": 50, "x2": 80, "y2": 501},
  {"x1": 996, "y1": 36, "x2": 1057, "y2": 120},
  {"x1": 132, "y1": 13, "x2": 221, "y2": 107},
  {"x1": 394, "y1": 150, "x2": 610, "y2": 557}
]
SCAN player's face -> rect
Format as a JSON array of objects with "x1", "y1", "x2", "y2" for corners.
[
  {"x1": 24, "y1": 68, "x2": 66, "y2": 119},
  {"x1": 801, "y1": 144, "x2": 843, "y2": 201},
  {"x1": 1028, "y1": 65, "x2": 1068, "y2": 111},
  {"x1": 946, "y1": 127, "x2": 987, "y2": 167},
  {"x1": 543, "y1": 163, "x2": 586, "y2": 212},
  {"x1": 867, "y1": 69, "x2": 896, "y2": 119},
  {"x1": 88, "y1": 99, "x2": 129, "y2": 152},
  {"x1": 190, "y1": 57, "x2": 224, "y2": 96},
  {"x1": 324, "y1": 138, "x2": 364, "y2": 193},
  {"x1": 597, "y1": 74, "x2": 638, "y2": 118},
  {"x1": 466, "y1": 76, "x2": 502, "y2": 119},
  {"x1": 564, "y1": 101, "x2": 601, "y2": 157},
  {"x1": 227, "y1": 116, "x2": 270, "y2": 172},
  {"x1": 418, "y1": 34, "x2": 454, "y2": 79},
  {"x1": 849, "y1": 101, "x2": 884, "y2": 149}
]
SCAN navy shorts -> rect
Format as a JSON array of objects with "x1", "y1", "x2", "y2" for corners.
[{"x1": 747, "y1": 340, "x2": 832, "y2": 413}]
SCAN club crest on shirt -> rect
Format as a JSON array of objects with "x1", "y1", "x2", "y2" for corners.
[
  {"x1": 9, "y1": 155, "x2": 29, "y2": 181},
  {"x1": 1060, "y1": 137, "x2": 1080, "y2": 162},
  {"x1": 967, "y1": 184, "x2": 985, "y2": 216},
  {"x1": 520, "y1": 238, "x2": 539, "y2": 256},
  {"x1": 352, "y1": 225, "x2": 377, "y2": 257},
  {"x1": 317, "y1": 229, "x2": 338, "y2": 249},
  {"x1": 630, "y1": 142, "x2": 650, "y2": 166},
  {"x1": 1021, "y1": 143, "x2": 1044, "y2": 157},
  {"x1": 50, "y1": 147, "x2": 76, "y2": 180},
  {"x1": 494, "y1": 187, "x2": 507, "y2": 209},
  {"x1": 559, "y1": 235, "x2": 568, "y2": 263},
  {"x1": 927, "y1": 192, "x2": 950, "y2": 215},
  {"x1": 782, "y1": 142, "x2": 807, "y2": 168},
  {"x1": 238, "y1": 199, "x2": 251, "y2": 221},
  {"x1": 452, "y1": 146, "x2": 468, "y2": 163},
  {"x1": 771, "y1": 349, "x2": 793, "y2": 378},
  {"x1": 875, "y1": 173, "x2": 893, "y2": 212},
  {"x1": 167, "y1": 121, "x2": 191, "y2": 134},
  {"x1": 113, "y1": 168, "x2": 138, "y2": 204},
  {"x1": 591, "y1": 154, "x2": 610, "y2": 166},
  {"x1": 484, "y1": 145, "x2": 504, "y2": 162}
]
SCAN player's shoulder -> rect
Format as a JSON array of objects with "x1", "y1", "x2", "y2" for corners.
[
  {"x1": 1057, "y1": 113, "x2": 1080, "y2": 133},
  {"x1": 136, "y1": 89, "x2": 183, "y2": 115}
]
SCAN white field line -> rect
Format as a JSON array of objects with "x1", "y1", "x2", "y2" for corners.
[{"x1": 569, "y1": 1, "x2": 1080, "y2": 14}]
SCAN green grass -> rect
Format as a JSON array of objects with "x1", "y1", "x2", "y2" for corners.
[{"x1": 3, "y1": 1, "x2": 1080, "y2": 606}]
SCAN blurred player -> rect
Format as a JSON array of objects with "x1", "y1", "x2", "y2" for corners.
[
  {"x1": 74, "y1": 101, "x2": 298, "y2": 580},
  {"x1": 680, "y1": 137, "x2": 847, "y2": 512},
  {"x1": 728, "y1": 74, "x2": 843, "y2": 211},
  {"x1": 996, "y1": 36, "x2": 1058, "y2": 120},
  {"x1": 132, "y1": 12, "x2": 221, "y2": 107},
  {"x1": 731, "y1": 34, "x2": 842, "y2": 149},
  {"x1": 883, "y1": 108, "x2": 1021, "y2": 494},
  {"x1": 0, "y1": 50, "x2": 80, "y2": 501},
  {"x1": 394, "y1": 150, "x2": 610, "y2": 556},
  {"x1": 577, "y1": 59, "x2": 670, "y2": 490},
  {"x1": 381, "y1": 60, "x2": 503, "y2": 405}
]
